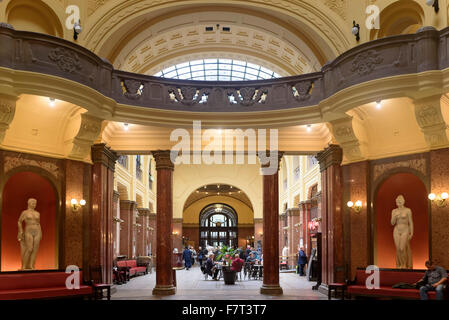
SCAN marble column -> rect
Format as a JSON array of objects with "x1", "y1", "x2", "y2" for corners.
[
  {"x1": 287, "y1": 208, "x2": 300, "y2": 268},
  {"x1": 90, "y1": 143, "x2": 118, "y2": 284},
  {"x1": 152, "y1": 150, "x2": 176, "y2": 296},
  {"x1": 137, "y1": 208, "x2": 150, "y2": 256},
  {"x1": 112, "y1": 191, "x2": 120, "y2": 260},
  {"x1": 254, "y1": 218, "x2": 263, "y2": 250},
  {"x1": 260, "y1": 153, "x2": 283, "y2": 295},
  {"x1": 148, "y1": 212, "x2": 157, "y2": 256},
  {"x1": 316, "y1": 145, "x2": 344, "y2": 294},
  {"x1": 300, "y1": 201, "x2": 312, "y2": 257},
  {"x1": 119, "y1": 200, "x2": 137, "y2": 258}
]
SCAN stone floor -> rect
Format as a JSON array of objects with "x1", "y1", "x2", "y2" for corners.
[{"x1": 112, "y1": 265, "x2": 327, "y2": 300}]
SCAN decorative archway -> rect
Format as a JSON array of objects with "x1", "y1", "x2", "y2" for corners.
[{"x1": 199, "y1": 203, "x2": 238, "y2": 248}]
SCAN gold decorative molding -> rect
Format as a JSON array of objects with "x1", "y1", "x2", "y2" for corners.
[{"x1": 323, "y1": 0, "x2": 348, "y2": 21}]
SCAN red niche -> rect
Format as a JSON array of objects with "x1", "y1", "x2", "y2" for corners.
[
  {"x1": 375, "y1": 172, "x2": 429, "y2": 269},
  {"x1": 1, "y1": 171, "x2": 57, "y2": 271}
]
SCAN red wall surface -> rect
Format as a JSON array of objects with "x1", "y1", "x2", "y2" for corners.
[
  {"x1": 375, "y1": 173, "x2": 429, "y2": 269},
  {"x1": 1, "y1": 172, "x2": 57, "y2": 271}
]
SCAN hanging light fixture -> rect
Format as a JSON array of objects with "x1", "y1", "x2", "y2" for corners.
[{"x1": 426, "y1": 0, "x2": 439, "y2": 13}]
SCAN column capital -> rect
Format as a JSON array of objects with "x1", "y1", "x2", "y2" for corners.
[
  {"x1": 152, "y1": 150, "x2": 174, "y2": 171},
  {"x1": 137, "y1": 208, "x2": 151, "y2": 217},
  {"x1": 316, "y1": 144, "x2": 343, "y2": 172},
  {"x1": 113, "y1": 190, "x2": 120, "y2": 202},
  {"x1": 328, "y1": 116, "x2": 365, "y2": 162},
  {"x1": 91, "y1": 143, "x2": 118, "y2": 171},
  {"x1": 285, "y1": 207, "x2": 300, "y2": 216},
  {"x1": 0, "y1": 93, "x2": 19, "y2": 145},
  {"x1": 119, "y1": 200, "x2": 137, "y2": 211},
  {"x1": 259, "y1": 151, "x2": 284, "y2": 170},
  {"x1": 69, "y1": 113, "x2": 103, "y2": 161}
]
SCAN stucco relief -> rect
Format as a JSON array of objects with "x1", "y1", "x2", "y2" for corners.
[
  {"x1": 4, "y1": 156, "x2": 60, "y2": 179},
  {"x1": 372, "y1": 158, "x2": 426, "y2": 182},
  {"x1": 351, "y1": 50, "x2": 383, "y2": 76},
  {"x1": 48, "y1": 48, "x2": 82, "y2": 74},
  {"x1": 414, "y1": 99, "x2": 449, "y2": 149},
  {"x1": 88, "y1": 0, "x2": 112, "y2": 16},
  {"x1": 69, "y1": 113, "x2": 103, "y2": 160},
  {"x1": 323, "y1": 0, "x2": 347, "y2": 21}
]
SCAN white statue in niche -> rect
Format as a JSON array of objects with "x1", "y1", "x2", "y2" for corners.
[
  {"x1": 391, "y1": 195, "x2": 413, "y2": 269},
  {"x1": 17, "y1": 198, "x2": 42, "y2": 270}
]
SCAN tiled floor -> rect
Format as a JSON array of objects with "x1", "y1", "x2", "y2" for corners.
[{"x1": 112, "y1": 265, "x2": 327, "y2": 300}]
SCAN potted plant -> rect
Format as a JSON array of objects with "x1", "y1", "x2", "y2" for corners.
[{"x1": 216, "y1": 245, "x2": 237, "y2": 285}]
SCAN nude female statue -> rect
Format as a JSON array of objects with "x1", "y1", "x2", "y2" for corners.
[
  {"x1": 17, "y1": 198, "x2": 42, "y2": 270},
  {"x1": 391, "y1": 195, "x2": 413, "y2": 269}
]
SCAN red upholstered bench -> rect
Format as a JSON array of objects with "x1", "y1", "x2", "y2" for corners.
[
  {"x1": 347, "y1": 268, "x2": 449, "y2": 300},
  {"x1": 116, "y1": 259, "x2": 147, "y2": 278},
  {"x1": 0, "y1": 270, "x2": 92, "y2": 300}
]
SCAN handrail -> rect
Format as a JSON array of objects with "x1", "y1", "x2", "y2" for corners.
[{"x1": 0, "y1": 23, "x2": 447, "y2": 112}]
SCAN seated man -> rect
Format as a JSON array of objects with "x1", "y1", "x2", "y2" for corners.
[
  {"x1": 246, "y1": 252, "x2": 257, "y2": 264},
  {"x1": 205, "y1": 253, "x2": 219, "y2": 280},
  {"x1": 415, "y1": 260, "x2": 447, "y2": 300},
  {"x1": 231, "y1": 254, "x2": 244, "y2": 272}
]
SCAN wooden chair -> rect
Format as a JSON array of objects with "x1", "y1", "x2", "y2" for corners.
[{"x1": 89, "y1": 266, "x2": 111, "y2": 300}]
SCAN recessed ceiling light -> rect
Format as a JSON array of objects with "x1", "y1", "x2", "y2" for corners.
[
  {"x1": 376, "y1": 100, "x2": 382, "y2": 109},
  {"x1": 306, "y1": 125, "x2": 312, "y2": 132},
  {"x1": 123, "y1": 123, "x2": 129, "y2": 131},
  {"x1": 49, "y1": 98, "x2": 56, "y2": 107}
]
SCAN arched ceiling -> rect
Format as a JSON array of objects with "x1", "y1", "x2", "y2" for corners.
[
  {"x1": 183, "y1": 184, "x2": 253, "y2": 210},
  {"x1": 84, "y1": 1, "x2": 351, "y2": 76}
]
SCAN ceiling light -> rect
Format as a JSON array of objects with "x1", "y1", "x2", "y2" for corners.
[
  {"x1": 49, "y1": 98, "x2": 55, "y2": 107},
  {"x1": 123, "y1": 123, "x2": 129, "y2": 131},
  {"x1": 306, "y1": 125, "x2": 312, "y2": 132},
  {"x1": 376, "y1": 100, "x2": 382, "y2": 109}
]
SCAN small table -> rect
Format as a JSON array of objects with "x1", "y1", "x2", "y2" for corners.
[{"x1": 328, "y1": 283, "x2": 346, "y2": 300}]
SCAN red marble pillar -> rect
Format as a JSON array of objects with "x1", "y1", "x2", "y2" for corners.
[
  {"x1": 254, "y1": 218, "x2": 263, "y2": 250},
  {"x1": 90, "y1": 144, "x2": 118, "y2": 284},
  {"x1": 316, "y1": 145, "x2": 343, "y2": 293},
  {"x1": 173, "y1": 218, "x2": 183, "y2": 252},
  {"x1": 119, "y1": 200, "x2": 137, "y2": 258},
  {"x1": 287, "y1": 208, "x2": 300, "y2": 268},
  {"x1": 148, "y1": 212, "x2": 156, "y2": 256},
  {"x1": 152, "y1": 150, "x2": 176, "y2": 296},
  {"x1": 112, "y1": 191, "x2": 120, "y2": 260},
  {"x1": 304, "y1": 201, "x2": 311, "y2": 257},
  {"x1": 260, "y1": 154, "x2": 283, "y2": 295},
  {"x1": 137, "y1": 208, "x2": 150, "y2": 256}
]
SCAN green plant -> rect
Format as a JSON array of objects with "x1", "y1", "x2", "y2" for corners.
[{"x1": 215, "y1": 245, "x2": 238, "y2": 265}]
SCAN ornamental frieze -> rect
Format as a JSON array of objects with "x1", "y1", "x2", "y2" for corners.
[
  {"x1": 4, "y1": 156, "x2": 60, "y2": 179},
  {"x1": 351, "y1": 50, "x2": 383, "y2": 76},
  {"x1": 48, "y1": 48, "x2": 82, "y2": 73},
  {"x1": 372, "y1": 158, "x2": 426, "y2": 182}
]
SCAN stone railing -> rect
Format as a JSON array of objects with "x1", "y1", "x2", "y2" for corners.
[{"x1": 0, "y1": 23, "x2": 448, "y2": 112}]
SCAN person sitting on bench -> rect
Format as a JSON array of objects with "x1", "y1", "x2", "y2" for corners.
[{"x1": 415, "y1": 260, "x2": 447, "y2": 300}]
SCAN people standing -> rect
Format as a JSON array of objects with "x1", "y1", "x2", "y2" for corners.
[
  {"x1": 297, "y1": 246, "x2": 308, "y2": 276},
  {"x1": 182, "y1": 246, "x2": 193, "y2": 270}
]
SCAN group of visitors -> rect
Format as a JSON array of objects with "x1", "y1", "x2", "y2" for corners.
[{"x1": 181, "y1": 245, "x2": 198, "y2": 270}]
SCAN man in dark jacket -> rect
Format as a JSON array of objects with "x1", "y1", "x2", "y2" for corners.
[
  {"x1": 182, "y1": 246, "x2": 193, "y2": 270},
  {"x1": 415, "y1": 260, "x2": 447, "y2": 300},
  {"x1": 205, "y1": 253, "x2": 219, "y2": 280},
  {"x1": 297, "y1": 246, "x2": 307, "y2": 276}
]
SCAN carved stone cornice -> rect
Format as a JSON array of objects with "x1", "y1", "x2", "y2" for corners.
[
  {"x1": 147, "y1": 212, "x2": 157, "y2": 220},
  {"x1": 0, "y1": 94, "x2": 18, "y2": 145},
  {"x1": 91, "y1": 143, "x2": 118, "y2": 171},
  {"x1": 70, "y1": 113, "x2": 103, "y2": 161},
  {"x1": 329, "y1": 116, "x2": 365, "y2": 162},
  {"x1": 152, "y1": 150, "x2": 174, "y2": 171},
  {"x1": 413, "y1": 95, "x2": 449, "y2": 150},
  {"x1": 316, "y1": 144, "x2": 343, "y2": 172}
]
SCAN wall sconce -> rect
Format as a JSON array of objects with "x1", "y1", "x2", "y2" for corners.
[
  {"x1": 113, "y1": 217, "x2": 124, "y2": 223},
  {"x1": 71, "y1": 199, "x2": 86, "y2": 212},
  {"x1": 352, "y1": 21, "x2": 360, "y2": 42},
  {"x1": 172, "y1": 231, "x2": 179, "y2": 236},
  {"x1": 347, "y1": 200, "x2": 363, "y2": 213},
  {"x1": 428, "y1": 192, "x2": 448, "y2": 207},
  {"x1": 426, "y1": 0, "x2": 439, "y2": 13},
  {"x1": 73, "y1": 20, "x2": 82, "y2": 40}
]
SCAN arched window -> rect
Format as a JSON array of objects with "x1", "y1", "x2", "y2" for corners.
[
  {"x1": 199, "y1": 204, "x2": 238, "y2": 248},
  {"x1": 154, "y1": 59, "x2": 280, "y2": 81}
]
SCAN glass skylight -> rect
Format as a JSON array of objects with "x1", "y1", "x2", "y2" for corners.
[{"x1": 154, "y1": 59, "x2": 281, "y2": 81}]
